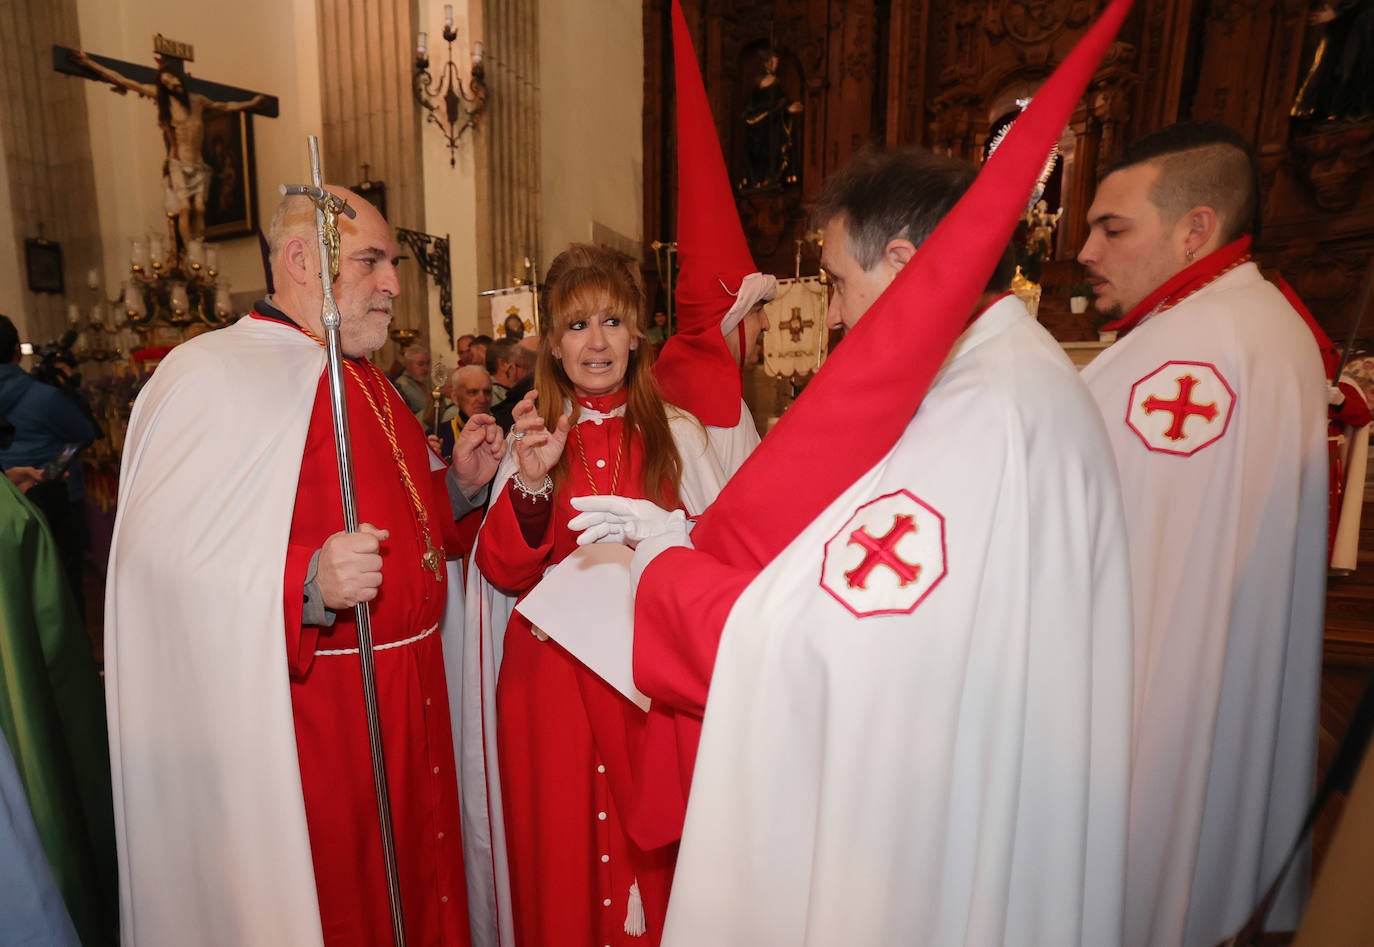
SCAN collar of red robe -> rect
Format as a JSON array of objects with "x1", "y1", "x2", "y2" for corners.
[
  {"x1": 575, "y1": 386, "x2": 629, "y2": 415},
  {"x1": 1100, "y1": 235, "x2": 1252, "y2": 338}
]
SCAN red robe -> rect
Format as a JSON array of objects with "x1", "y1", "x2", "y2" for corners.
[
  {"x1": 283, "y1": 346, "x2": 471, "y2": 946},
  {"x1": 1328, "y1": 380, "x2": 1373, "y2": 555},
  {"x1": 1278, "y1": 277, "x2": 1374, "y2": 558},
  {"x1": 475, "y1": 389, "x2": 678, "y2": 947}
]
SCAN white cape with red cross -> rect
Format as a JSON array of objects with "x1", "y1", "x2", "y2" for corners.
[
  {"x1": 1081, "y1": 261, "x2": 1328, "y2": 947},
  {"x1": 662, "y1": 296, "x2": 1135, "y2": 946}
]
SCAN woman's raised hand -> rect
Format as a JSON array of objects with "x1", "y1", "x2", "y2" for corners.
[{"x1": 510, "y1": 388, "x2": 570, "y2": 484}]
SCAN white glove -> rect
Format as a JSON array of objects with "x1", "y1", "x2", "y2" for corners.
[
  {"x1": 569, "y1": 495, "x2": 685, "y2": 547},
  {"x1": 1329, "y1": 385, "x2": 1346, "y2": 407},
  {"x1": 629, "y1": 513, "x2": 693, "y2": 594}
]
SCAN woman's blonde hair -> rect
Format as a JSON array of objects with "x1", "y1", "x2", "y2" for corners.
[{"x1": 535, "y1": 243, "x2": 683, "y2": 506}]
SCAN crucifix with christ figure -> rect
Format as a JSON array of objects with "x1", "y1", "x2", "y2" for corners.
[{"x1": 53, "y1": 35, "x2": 278, "y2": 246}]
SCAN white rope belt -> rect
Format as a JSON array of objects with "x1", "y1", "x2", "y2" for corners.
[{"x1": 316, "y1": 622, "x2": 438, "y2": 657}]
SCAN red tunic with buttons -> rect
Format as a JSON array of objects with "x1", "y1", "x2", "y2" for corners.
[
  {"x1": 281, "y1": 336, "x2": 471, "y2": 947},
  {"x1": 476, "y1": 389, "x2": 677, "y2": 947}
]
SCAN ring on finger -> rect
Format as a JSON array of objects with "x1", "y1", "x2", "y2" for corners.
[{"x1": 513, "y1": 431, "x2": 526, "y2": 440}]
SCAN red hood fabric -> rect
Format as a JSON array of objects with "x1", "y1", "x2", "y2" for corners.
[
  {"x1": 653, "y1": 0, "x2": 762, "y2": 427},
  {"x1": 626, "y1": 0, "x2": 1138, "y2": 853},
  {"x1": 687, "y1": 0, "x2": 1136, "y2": 570}
]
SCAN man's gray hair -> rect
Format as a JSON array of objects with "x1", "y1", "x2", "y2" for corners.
[
  {"x1": 451, "y1": 364, "x2": 490, "y2": 385},
  {"x1": 266, "y1": 192, "x2": 318, "y2": 260},
  {"x1": 811, "y1": 146, "x2": 1015, "y2": 291}
]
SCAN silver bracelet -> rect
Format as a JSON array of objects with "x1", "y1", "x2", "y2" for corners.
[{"x1": 511, "y1": 472, "x2": 554, "y2": 502}]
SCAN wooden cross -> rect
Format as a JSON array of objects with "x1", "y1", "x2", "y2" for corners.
[
  {"x1": 53, "y1": 35, "x2": 278, "y2": 245},
  {"x1": 52, "y1": 36, "x2": 278, "y2": 119}
]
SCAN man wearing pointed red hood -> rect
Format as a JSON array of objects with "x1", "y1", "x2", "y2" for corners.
[
  {"x1": 572, "y1": 4, "x2": 1137, "y2": 941},
  {"x1": 576, "y1": 147, "x2": 1135, "y2": 945},
  {"x1": 1078, "y1": 123, "x2": 1327, "y2": 947}
]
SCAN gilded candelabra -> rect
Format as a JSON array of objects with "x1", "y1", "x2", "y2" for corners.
[{"x1": 124, "y1": 218, "x2": 235, "y2": 335}]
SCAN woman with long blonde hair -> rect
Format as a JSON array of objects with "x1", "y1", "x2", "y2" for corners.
[{"x1": 472, "y1": 243, "x2": 725, "y2": 947}]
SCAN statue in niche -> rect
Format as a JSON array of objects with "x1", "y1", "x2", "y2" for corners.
[
  {"x1": 1292, "y1": 0, "x2": 1374, "y2": 123},
  {"x1": 1024, "y1": 200, "x2": 1063, "y2": 261},
  {"x1": 739, "y1": 50, "x2": 804, "y2": 192},
  {"x1": 1010, "y1": 197, "x2": 1065, "y2": 282}
]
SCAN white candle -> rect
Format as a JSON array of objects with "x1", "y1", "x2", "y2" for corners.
[
  {"x1": 68, "y1": 303, "x2": 81, "y2": 325},
  {"x1": 131, "y1": 238, "x2": 150, "y2": 272},
  {"x1": 86, "y1": 268, "x2": 99, "y2": 290},
  {"x1": 444, "y1": 5, "x2": 454, "y2": 28},
  {"x1": 417, "y1": 31, "x2": 428, "y2": 57},
  {"x1": 125, "y1": 289, "x2": 146, "y2": 318},
  {"x1": 170, "y1": 282, "x2": 190, "y2": 316}
]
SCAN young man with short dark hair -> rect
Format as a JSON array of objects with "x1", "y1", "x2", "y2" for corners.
[{"x1": 1079, "y1": 122, "x2": 1327, "y2": 947}]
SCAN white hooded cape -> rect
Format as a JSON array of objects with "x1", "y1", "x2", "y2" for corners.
[
  {"x1": 106, "y1": 317, "x2": 327, "y2": 945},
  {"x1": 111, "y1": 314, "x2": 475, "y2": 945},
  {"x1": 1081, "y1": 262, "x2": 1328, "y2": 947},
  {"x1": 665, "y1": 297, "x2": 1134, "y2": 946}
]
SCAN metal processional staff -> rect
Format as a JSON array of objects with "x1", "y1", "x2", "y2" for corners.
[{"x1": 280, "y1": 136, "x2": 407, "y2": 947}]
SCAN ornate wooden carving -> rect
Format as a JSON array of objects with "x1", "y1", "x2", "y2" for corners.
[
  {"x1": 925, "y1": 2, "x2": 1140, "y2": 266},
  {"x1": 1266, "y1": 239, "x2": 1374, "y2": 340},
  {"x1": 645, "y1": 0, "x2": 1374, "y2": 343},
  {"x1": 1288, "y1": 126, "x2": 1374, "y2": 212}
]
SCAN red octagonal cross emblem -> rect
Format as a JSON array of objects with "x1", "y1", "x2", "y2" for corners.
[
  {"x1": 820, "y1": 489, "x2": 948, "y2": 619},
  {"x1": 1126, "y1": 360, "x2": 1236, "y2": 457}
]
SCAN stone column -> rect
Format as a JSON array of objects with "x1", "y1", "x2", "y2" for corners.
[
  {"x1": 481, "y1": 0, "x2": 540, "y2": 297},
  {"x1": 0, "y1": 0, "x2": 102, "y2": 341},
  {"x1": 317, "y1": 0, "x2": 427, "y2": 333}
]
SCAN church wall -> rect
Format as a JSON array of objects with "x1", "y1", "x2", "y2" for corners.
[
  {"x1": 4, "y1": 0, "x2": 641, "y2": 366},
  {"x1": 0, "y1": 101, "x2": 24, "y2": 334},
  {"x1": 0, "y1": 0, "x2": 103, "y2": 347},
  {"x1": 538, "y1": 0, "x2": 643, "y2": 267},
  {"x1": 73, "y1": 0, "x2": 324, "y2": 312},
  {"x1": 417, "y1": 0, "x2": 482, "y2": 355}
]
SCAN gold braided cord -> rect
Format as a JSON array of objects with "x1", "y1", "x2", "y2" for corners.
[
  {"x1": 572, "y1": 422, "x2": 625, "y2": 497},
  {"x1": 297, "y1": 324, "x2": 439, "y2": 561},
  {"x1": 346, "y1": 361, "x2": 435, "y2": 536},
  {"x1": 1150, "y1": 254, "x2": 1252, "y2": 320}
]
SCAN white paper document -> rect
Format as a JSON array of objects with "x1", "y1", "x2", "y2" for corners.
[{"x1": 514, "y1": 543, "x2": 650, "y2": 711}]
